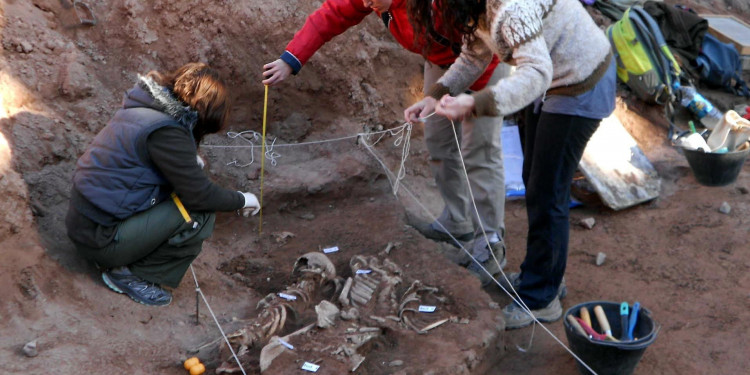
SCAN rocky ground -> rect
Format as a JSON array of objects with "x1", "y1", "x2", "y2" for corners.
[{"x1": 1, "y1": 0, "x2": 749, "y2": 374}]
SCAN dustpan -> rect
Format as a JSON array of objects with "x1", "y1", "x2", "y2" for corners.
[{"x1": 706, "y1": 110, "x2": 750, "y2": 151}]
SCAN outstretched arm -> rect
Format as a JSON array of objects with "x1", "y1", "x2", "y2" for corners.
[{"x1": 262, "y1": 0, "x2": 372, "y2": 85}]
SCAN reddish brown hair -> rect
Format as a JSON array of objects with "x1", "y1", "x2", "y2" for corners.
[{"x1": 148, "y1": 62, "x2": 230, "y2": 143}]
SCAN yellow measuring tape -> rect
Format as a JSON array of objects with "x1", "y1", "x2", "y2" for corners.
[
  {"x1": 172, "y1": 85, "x2": 269, "y2": 233},
  {"x1": 259, "y1": 84, "x2": 269, "y2": 234},
  {"x1": 171, "y1": 192, "x2": 192, "y2": 224}
]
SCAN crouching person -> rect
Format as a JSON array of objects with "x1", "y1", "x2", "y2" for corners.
[{"x1": 65, "y1": 62, "x2": 260, "y2": 306}]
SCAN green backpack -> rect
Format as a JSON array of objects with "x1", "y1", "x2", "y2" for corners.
[{"x1": 607, "y1": 6, "x2": 681, "y2": 105}]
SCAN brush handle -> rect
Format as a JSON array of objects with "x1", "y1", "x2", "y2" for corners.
[
  {"x1": 580, "y1": 306, "x2": 592, "y2": 328},
  {"x1": 594, "y1": 305, "x2": 612, "y2": 336}
]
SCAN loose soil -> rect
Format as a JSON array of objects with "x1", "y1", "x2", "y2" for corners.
[{"x1": 1, "y1": 1, "x2": 749, "y2": 374}]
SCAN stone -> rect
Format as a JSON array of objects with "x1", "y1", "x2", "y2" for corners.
[
  {"x1": 20, "y1": 41, "x2": 33, "y2": 53},
  {"x1": 596, "y1": 252, "x2": 606, "y2": 266},
  {"x1": 22, "y1": 340, "x2": 38, "y2": 357},
  {"x1": 580, "y1": 217, "x2": 596, "y2": 229},
  {"x1": 269, "y1": 112, "x2": 312, "y2": 141},
  {"x1": 299, "y1": 213, "x2": 315, "y2": 221},
  {"x1": 719, "y1": 202, "x2": 731, "y2": 215}
]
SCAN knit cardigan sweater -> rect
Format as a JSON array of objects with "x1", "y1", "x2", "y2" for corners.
[{"x1": 427, "y1": 0, "x2": 612, "y2": 117}]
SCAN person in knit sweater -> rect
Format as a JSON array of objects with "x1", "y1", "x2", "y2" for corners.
[
  {"x1": 262, "y1": 0, "x2": 512, "y2": 285},
  {"x1": 67, "y1": 63, "x2": 261, "y2": 306},
  {"x1": 405, "y1": 0, "x2": 616, "y2": 329}
]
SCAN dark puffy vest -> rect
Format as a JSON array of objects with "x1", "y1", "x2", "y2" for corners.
[{"x1": 73, "y1": 107, "x2": 183, "y2": 224}]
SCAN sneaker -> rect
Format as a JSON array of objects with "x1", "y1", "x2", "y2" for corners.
[
  {"x1": 408, "y1": 217, "x2": 474, "y2": 247},
  {"x1": 466, "y1": 241, "x2": 506, "y2": 286},
  {"x1": 502, "y1": 297, "x2": 563, "y2": 330},
  {"x1": 497, "y1": 272, "x2": 568, "y2": 299},
  {"x1": 102, "y1": 267, "x2": 172, "y2": 306}
]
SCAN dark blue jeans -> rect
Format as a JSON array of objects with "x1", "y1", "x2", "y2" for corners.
[{"x1": 518, "y1": 105, "x2": 600, "y2": 309}]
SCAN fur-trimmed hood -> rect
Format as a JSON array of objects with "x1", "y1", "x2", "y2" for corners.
[{"x1": 122, "y1": 75, "x2": 198, "y2": 131}]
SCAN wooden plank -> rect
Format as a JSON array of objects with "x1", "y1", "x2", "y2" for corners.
[
  {"x1": 578, "y1": 114, "x2": 661, "y2": 211},
  {"x1": 701, "y1": 15, "x2": 750, "y2": 55}
]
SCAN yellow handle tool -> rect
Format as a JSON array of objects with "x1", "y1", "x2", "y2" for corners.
[
  {"x1": 171, "y1": 192, "x2": 193, "y2": 224},
  {"x1": 580, "y1": 306, "x2": 592, "y2": 328}
]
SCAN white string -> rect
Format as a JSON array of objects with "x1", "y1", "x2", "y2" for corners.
[
  {"x1": 361, "y1": 119, "x2": 599, "y2": 375},
  {"x1": 223, "y1": 131, "x2": 282, "y2": 166},
  {"x1": 358, "y1": 123, "x2": 412, "y2": 195},
  {"x1": 198, "y1": 115, "x2": 596, "y2": 374},
  {"x1": 203, "y1": 125, "x2": 410, "y2": 169},
  {"x1": 189, "y1": 265, "x2": 247, "y2": 375}
]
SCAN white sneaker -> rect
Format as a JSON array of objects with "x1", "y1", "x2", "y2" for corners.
[{"x1": 502, "y1": 297, "x2": 563, "y2": 330}]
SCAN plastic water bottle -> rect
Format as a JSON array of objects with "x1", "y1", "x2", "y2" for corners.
[{"x1": 674, "y1": 85, "x2": 722, "y2": 129}]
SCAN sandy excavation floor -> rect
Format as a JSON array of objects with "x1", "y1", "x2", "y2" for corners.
[{"x1": 1, "y1": 0, "x2": 750, "y2": 374}]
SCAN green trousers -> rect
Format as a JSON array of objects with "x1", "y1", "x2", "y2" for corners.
[{"x1": 76, "y1": 200, "x2": 215, "y2": 288}]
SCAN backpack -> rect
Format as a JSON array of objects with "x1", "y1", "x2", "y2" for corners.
[
  {"x1": 696, "y1": 33, "x2": 750, "y2": 97},
  {"x1": 594, "y1": 0, "x2": 662, "y2": 21},
  {"x1": 607, "y1": 6, "x2": 682, "y2": 105},
  {"x1": 642, "y1": 1, "x2": 707, "y2": 79}
]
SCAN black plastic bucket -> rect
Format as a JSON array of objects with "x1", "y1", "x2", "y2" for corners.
[
  {"x1": 682, "y1": 144, "x2": 750, "y2": 187},
  {"x1": 563, "y1": 301, "x2": 658, "y2": 375}
]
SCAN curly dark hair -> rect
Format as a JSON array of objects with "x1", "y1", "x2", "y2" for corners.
[{"x1": 407, "y1": 0, "x2": 486, "y2": 58}]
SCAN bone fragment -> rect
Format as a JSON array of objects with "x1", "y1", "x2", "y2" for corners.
[
  {"x1": 339, "y1": 277, "x2": 353, "y2": 306},
  {"x1": 368, "y1": 315, "x2": 387, "y2": 324},
  {"x1": 421, "y1": 318, "x2": 449, "y2": 332}
]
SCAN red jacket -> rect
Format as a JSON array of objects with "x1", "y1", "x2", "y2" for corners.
[{"x1": 281, "y1": 0, "x2": 499, "y2": 91}]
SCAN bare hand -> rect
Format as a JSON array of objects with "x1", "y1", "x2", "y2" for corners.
[
  {"x1": 404, "y1": 97, "x2": 438, "y2": 123},
  {"x1": 435, "y1": 94, "x2": 475, "y2": 121},
  {"x1": 262, "y1": 59, "x2": 293, "y2": 86}
]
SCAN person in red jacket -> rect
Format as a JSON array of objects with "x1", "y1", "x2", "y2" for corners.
[{"x1": 262, "y1": 0, "x2": 510, "y2": 285}]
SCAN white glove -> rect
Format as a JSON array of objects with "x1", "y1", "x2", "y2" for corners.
[
  {"x1": 239, "y1": 191, "x2": 260, "y2": 217},
  {"x1": 196, "y1": 155, "x2": 205, "y2": 169}
]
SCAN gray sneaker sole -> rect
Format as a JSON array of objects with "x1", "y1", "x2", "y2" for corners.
[{"x1": 102, "y1": 272, "x2": 125, "y2": 294}]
